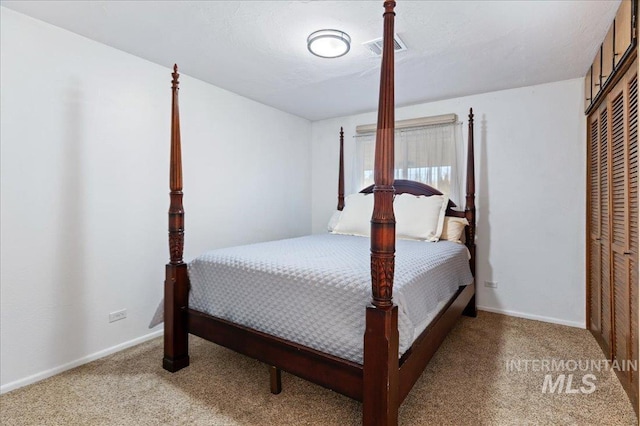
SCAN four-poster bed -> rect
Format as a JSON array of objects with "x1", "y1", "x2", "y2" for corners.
[{"x1": 163, "y1": 2, "x2": 477, "y2": 424}]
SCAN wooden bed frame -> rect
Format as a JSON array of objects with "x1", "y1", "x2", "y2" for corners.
[{"x1": 163, "y1": 2, "x2": 476, "y2": 424}]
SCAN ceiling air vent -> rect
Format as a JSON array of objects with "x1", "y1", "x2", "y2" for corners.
[{"x1": 362, "y1": 34, "x2": 407, "y2": 56}]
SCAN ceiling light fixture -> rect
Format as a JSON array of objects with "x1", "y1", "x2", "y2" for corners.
[{"x1": 307, "y1": 29, "x2": 351, "y2": 58}]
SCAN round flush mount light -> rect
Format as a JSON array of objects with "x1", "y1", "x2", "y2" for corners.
[{"x1": 307, "y1": 29, "x2": 351, "y2": 58}]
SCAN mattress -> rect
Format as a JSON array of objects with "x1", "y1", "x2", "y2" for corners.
[{"x1": 188, "y1": 233, "x2": 473, "y2": 365}]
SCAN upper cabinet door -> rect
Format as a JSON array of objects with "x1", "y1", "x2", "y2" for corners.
[
  {"x1": 614, "y1": 0, "x2": 633, "y2": 68},
  {"x1": 593, "y1": 47, "x2": 602, "y2": 99},
  {"x1": 602, "y1": 23, "x2": 615, "y2": 84},
  {"x1": 585, "y1": 66, "x2": 593, "y2": 111}
]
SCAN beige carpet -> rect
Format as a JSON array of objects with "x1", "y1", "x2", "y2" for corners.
[{"x1": 1, "y1": 312, "x2": 636, "y2": 425}]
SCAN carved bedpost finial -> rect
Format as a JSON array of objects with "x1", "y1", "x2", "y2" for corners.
[
  {"x1": 370, "y1": 0, "x2": 396, "y2": 309},
  {"x1": 172, "y1": 65, "x2": 180, "y2": 89},
  {"x1": 338, "y1": 127, "x2": 345, "y2": 211},
  {"x1": 465, "y1": 107, "x2": 475, "y2": 208},
  {"x1": 169, "y1": 65, "x2": 184, "y2": 265},
  {"x1": 383, "y1": 0, "x2": 396, "y2": 14}
]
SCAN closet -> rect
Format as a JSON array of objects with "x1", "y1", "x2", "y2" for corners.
[{"x1": 585, "y1": 0, "x2": 638, "y2": 412}]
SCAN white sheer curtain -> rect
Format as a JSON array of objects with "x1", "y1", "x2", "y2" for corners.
[{"x1": 354, "y1": 122, "x2": 463, "y2": 206}]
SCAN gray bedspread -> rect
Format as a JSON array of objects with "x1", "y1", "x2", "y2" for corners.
[{"x1": 188, "y1": 233, "x2": 473, "y2": 365}]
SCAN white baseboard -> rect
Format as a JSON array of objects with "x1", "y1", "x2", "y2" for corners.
[
  {"x1": 0, "y1": 329, "x2": 163, "y2": 395},
  {"x1": 477, "y1": 305, "x2": 586, "y2": 329}
]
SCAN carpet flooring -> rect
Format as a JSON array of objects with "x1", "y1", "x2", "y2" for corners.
[{"x1": 1, "y1": 312, "x2": 637, "y2": 425}]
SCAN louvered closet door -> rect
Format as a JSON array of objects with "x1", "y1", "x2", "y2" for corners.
[
  {"x1": 626, "y1": 68, "x2": 638, "y2": 402},
  {"x1": 605, "y1": 61, "x2": 638, "y2": 407},
  {"x1": 588, "y1": 112, "x2": 602, "y2": 335},
  {"x1": 599, "y1": 103, "x2": 613, "y2": 353},
  {"x1": 586, "y1": 54, "x2": 638, "y2": 413},
  {"x1": 609, "y1": 78, "x2": 628, "y2": 367}
]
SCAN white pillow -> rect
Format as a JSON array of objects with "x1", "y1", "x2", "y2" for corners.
[
  {"x1": 394, "y1": 193, "x2": 448, "y2": 241},
  {"x1": 440, "y1": 217, "x2": 469, "y2": 243},
  {"x1": 332, "y1": 193, "x2": 373, "y2": 237},
  {"x1": 327, "y1": 210, "x2": 343, "y2": 232}
]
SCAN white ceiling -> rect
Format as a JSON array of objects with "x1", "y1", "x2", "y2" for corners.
[{"x1": 1, "y1": 0, "x2": 619, "y2": 121}]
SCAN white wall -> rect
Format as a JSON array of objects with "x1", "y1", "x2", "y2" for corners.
[
  {"x1": 311, "y1": 79, "x2": 586, "y2": 328},
  {"x1": 0, "y1": 8, "x2": 311, "y2": 391}
]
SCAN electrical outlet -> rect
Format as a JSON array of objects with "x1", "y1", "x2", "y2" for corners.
[
  {"x1": 484, "y1": 281, "x2": 498, "y2": 289},
  {"x1": 109, "y1": 309, "x2": 127, "y2": 323}
]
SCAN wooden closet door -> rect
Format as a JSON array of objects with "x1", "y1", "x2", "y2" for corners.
[
  {"x1": 599, "y1": 102, "x2": 613, "y2": 354},
  {"x1": 606, "y1": 61, "x2": 638, "y2": 409},
  {"x1": 627, "y1": 68, "x2": 638, "y2": 404},
  {"x1": 610, "y1": 76, "x2": 629, "y2": 366},
  {"x1": 588, "y1": 112, "x2": 602, "y2": 335},
  {"x1": 588, "y1": 61, "x2": 639, "y2": 412}
]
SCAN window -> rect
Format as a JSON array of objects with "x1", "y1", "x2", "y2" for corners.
[{"x1": 355, "y1": 121, "x2": 463, "y2": 205}]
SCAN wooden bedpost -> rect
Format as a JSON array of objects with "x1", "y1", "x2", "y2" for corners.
[
  {"x1": 463, "y1": 108, "x2": 477, "y2": 317},
  {"x1": 363, "y1": 1, "x2": 399, "y2": 425},
  {"x1": 163, "y1": 64, "x2": 190, "y2": 372},
  {"x1": 338, "y1": 127, "x2": 345, "y2": 211}
]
